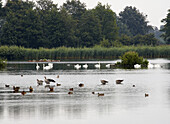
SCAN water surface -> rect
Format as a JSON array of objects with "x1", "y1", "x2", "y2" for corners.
[{"x1": 0, "y1": 59, "x2": 170, "y2": 124}]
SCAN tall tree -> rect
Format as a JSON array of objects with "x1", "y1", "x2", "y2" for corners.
[
  {"x1": 119, "y1": 6, "x2": 151, "y2": 36},
  {"x1": 62, "y1": 0, "x2": 86, "y2": 20},
  {"x1": 161, "y1": 9, "x2": 170, "y2": 44},
  {"x1": 78, "y1": 10, "x2": 102, "y2": 47},
  {"x1": 93, "y1": 3, "x2": 118, "y2": 42}
]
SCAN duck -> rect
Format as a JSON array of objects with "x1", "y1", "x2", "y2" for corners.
[
  {"x1": 21, "y1": 91, "x2": 26, "y2": 95},
  {"x1": 116, "y1": 79, "x2": 124, "y2": 84},
  {"x1": 49, "y1": 87, "x2": 54, "y2": 92},
  {"x1": 98, "y1": 93, "x2": 104, "y2": 96},
  {"x1": 145, "y1": 93, "x2": 149, "y2": 97},
  {"x1": 69, "y1": 88, "x2": 74, "y2": 91},
  {"x1": 95, "y1": 62, "x2": 101, "y2": 69},
  {"x1": 79, "y1": 83, "x2": 84, "y2": 87},
  {"x1": 29, "y1": 86, "x2": 33, "y2": 92},
  {"x1": 82, "y1": 64, "x2": 88, "y2": 69},
  {"x1": 68, "y1": 91, "x2": 73, "y2": 94},
  {"x1": 56, "y1": 75, "x2": 59, "y2": 78},
  {"x1": 56, "y1": 83, "x2": 61, "y2": 86},
  {"x1": 36, "y1": 63, "x2": 40, "y2": 70},
  {"x1": 37, "y1": 79, "x2": 43, "y2": 85},
  {"x1": 100, "y1": 79, "x2": 108, "y2": 85},
  {"x1": 5, "y1": 84, "x2": 10, "y2": 87},
  {"x1": 44, "y1": 76, "x2": 55, "y2": 84},
  {"x1": 74, "y1": 64, "x2": 81, "y2": 69},
  {"x1": 13, "y1": 86, "x2": 20, "y2": 92}
]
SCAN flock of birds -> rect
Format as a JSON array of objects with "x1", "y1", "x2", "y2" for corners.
[
  {"x1": 4, "y1": 75, "x2": 149, "y2": 97},
  {"x1": 36, "y1": 62, "x2": 111, "y2": 70},
  {"x1": 37, "y1": 62, "x2": 161, "y2": 70}
]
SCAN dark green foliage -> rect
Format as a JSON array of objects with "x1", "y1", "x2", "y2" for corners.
[
  {"x1": 119, "y1": 6, "x2": 151, "y2": 36},
  {"x1": 119, "y1": 51, "x2": 148, "y2": 69},
  {"x1": 0, "y1": 57, "x2": 7, "y2": 69},
  {"x1": 161, "y1": 9, "x2": 170, "y2": 44}
]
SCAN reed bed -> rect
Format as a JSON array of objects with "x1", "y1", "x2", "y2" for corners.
[{"x1": 0, "y1": 45, "x2": 170, "y2": 61}]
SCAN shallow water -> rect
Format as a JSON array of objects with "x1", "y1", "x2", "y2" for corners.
[{"x1": 0, "y1": 59, "x2": 170, "y2": 124}]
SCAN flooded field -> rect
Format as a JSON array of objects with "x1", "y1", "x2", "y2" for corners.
[{"x1": 0, "y1": 59, "x2": 170, "y2": 124}]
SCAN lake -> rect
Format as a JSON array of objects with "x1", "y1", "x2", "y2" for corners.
[{"x1": 0, "y1": 59, "x2": 170, "y2": 124}]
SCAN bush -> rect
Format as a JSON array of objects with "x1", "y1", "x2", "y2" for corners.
[
  {"x1": 0, "y1": 58, "x2": 7, "y2": 69},
  {"x1": 118, "y1": 51, "x2": 148, "y2": 69}
]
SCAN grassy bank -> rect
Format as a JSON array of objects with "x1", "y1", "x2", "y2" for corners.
[{"x1": 0, "y1": 45, "x2": 170, "y2": 61}]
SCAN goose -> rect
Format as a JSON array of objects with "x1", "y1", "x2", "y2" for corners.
[
  {"x1": 36, "y1": 63, "x2": 40, "y2": 70},
  {"x1": 98, "y1": 93, "x2": 104, "y2": 96},
  {"x1": 95, "y1": 62, "x2": 101, "y2": 69},
  {"x1": 56, "y1": 75, "x2": 59, "y2": 78},
  {"x1": 43, "y1": 64, "x2": 51, "y2": 70},
  {"x1": 134, "y1": 64, "x2": 141, "y2": 69},
  {"x1": 106, "y1": 64, "x2": 111, "y2": 68},
  {"x1": 92, "y1": 92, "x2": 95, "y2": 94},
  {"x1": 74, "y1": 64, "x2": 81, "y2": 69},
  {"x1": 49, "y1": 87, "x2": 54, "y2": 92},
  {"x1": 116, "y1": 79, "x2": 124, "y2": 84},
  {"x1": 37, "y1": 79, "x2": 43, "y2": 85},
  {"x1": 148, "y1": 63, "x2": 154, "y2": 69},
  {"x1": 100, "y1": 79, "x2": 108, "y2": 85},
  {"x1": 44, "y1": 76, "x2": 55, "y2": 84},
  {"x1": 48, "y1": 63, "x2": 53, "y2": 69},
  {"x1": 83, "y1": 64, "x2": 88, "y2": 69}
]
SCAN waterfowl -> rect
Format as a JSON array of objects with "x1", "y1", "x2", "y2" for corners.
[
  {"x1": 29, "y1": 86, "x2": 33, "y2": 92},
  {"x1": 79, "y1": 83, "x2": 84, "y2": 87},
  {"x1": 74, "y1": 64, "x2": 81, "y2": 69},
  {"x1": 21, "y1": 75, "x2": 23, "y2": 77},
  {"x1": 134, "y1": 64, "x2": 141, "y2": 69},
  {"x1": 56, "y1": 75, "x2": 59, "y2": 78},
  {"x1": 37, "y1": 79, "x2": 43, "y2": 85},
  {"x1": 98, "y1": 93, "x2": 104, "y2": 96},
  {"x1": 154, "y1": 64, "x2": 161, "y2": 68},
  {"x1": 106, "y1": 64, "x2": 111, "y2": 68},
  {"x1": 48, "y1": 63, "x2": 53, "y2": 69},
  {"x1": 56, "y1": 83, "x2": 61, "y2": 86},
  {"x1": 145, "y1": 93, "x2": 149, "y2": 97},
  {"x1": 69, "y1": 88, "x2": 73, "y2": 91},
  {"x1": 148, "y1": 63, "x2": 154, "y2": 69},
  {"x1": 21, "y1": 91, "x2": 26, "y2": 95},
  {"x1": 101, "y1": 79, "x2": 108, "y2": 85},
  {"x1": 132, "y1": 85, "x2": 136, "y2": 87},
  {"x1": 5, "y1": 84, "x2": 10, "y2": 87},
  {"x1": 92, "y1": 92, "x2": 95, "y2": 94},
  {"x1": 44, "y1": 76, "x2": 55, "y2": 84},
  {"x1": 36, "y1": 63, "x2": 40, "y2": 70},
  {"x1": 116, "y1": 80, "x2": 124, "y2": 84},
  {"x1": 49, "y1": 87, "x2": 54, "y2": 92},
  {"x1": 95, "y1": 62, "x2": 101, "y2": 69},
  {"x1": 13, "y1": 86, "x2": 20, "y2": 92},
  {"x1": 83, "y1": 64, "x2": 88, "y2": 69},
  {"x1": 68, "y1": 91, "x2": 73, "y2": 94},
  {"x1": 43, "y1": 64, "x2": 51, "y2": 70}
]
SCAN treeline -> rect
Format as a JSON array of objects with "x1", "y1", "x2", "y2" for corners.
[
  {"x1": 0, "y1": 45, "x2": 170, "y2": 61},
  {"x1": 0, "y1": 0, "x2": 165, "y2": 48}
]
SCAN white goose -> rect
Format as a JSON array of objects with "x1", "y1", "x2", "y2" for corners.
[
  {"x1": 106, "y1": 64, "x2": 110, "y2": 68},
  {"x1": 83, "y1": 64, "x2": 88, "y2": 69},
  {"x1": 74, "y1": 64, "x2": 81, "y2": 69},
  {"x1": 36, "y1": 63, "x2": 40, "y2": 70},
  {"x1": 43, "y1": 64, "x2": 51, "y2": 70},
  {"x1": 134, "y1": 64, "x2": 141, "y2": 69},
  {"x1": 95, "y1": 62, "x2": 101, "y2": 69}
]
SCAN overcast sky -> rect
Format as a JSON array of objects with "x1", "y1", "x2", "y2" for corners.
[
  {"x1": 2, "y1": 0, "x2": 170, "y2": 28},
  {"x1": 53, "y1": 0, "x2": 169, "y2": 28}
]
